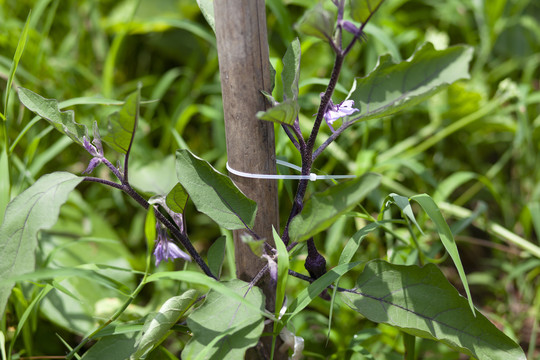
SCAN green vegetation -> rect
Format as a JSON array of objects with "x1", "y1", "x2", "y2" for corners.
[{"x1": 1, "y1": 0, "x2": 539, "y2": 358}]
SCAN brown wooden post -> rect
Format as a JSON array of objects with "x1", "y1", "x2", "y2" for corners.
[{"x1": 214, "y1": 1, "x2": 284, "y2": 358}]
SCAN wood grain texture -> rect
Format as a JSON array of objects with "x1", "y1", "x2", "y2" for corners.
[{"x1": 215, "y1": 0, "x2": 279, "y2": 280}]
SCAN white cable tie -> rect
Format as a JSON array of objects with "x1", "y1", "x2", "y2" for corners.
[{"x1": 226, "y1": 159, "x2": 356, "y2": 182}]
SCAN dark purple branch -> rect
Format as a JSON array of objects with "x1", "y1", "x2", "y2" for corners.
[
  {"x1": 83, "y1": 176, "x2": 124, "y2": 190},
  {"x1": 282, "y1": 124, "x2": 301, "y2": 151}
]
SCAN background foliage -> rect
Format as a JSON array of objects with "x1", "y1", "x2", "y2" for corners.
[{"x1": 1, "y1": 0, "x2": 539, "y2": 358}]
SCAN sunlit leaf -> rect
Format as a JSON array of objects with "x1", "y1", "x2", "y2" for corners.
[
  {"x1": 18, "y1": 88, "x2": 88, "y2": 146},
  {"x1": 183, "y1": 280, "x2": 265, "y2": 360},
  {"x1": 175, "y1": 149, "x2": 257, "y2": 230},
  {"x1": 410, "y1": 194, "x2": 474, "y2": 314},
  {"x1": 165, "y1": 183, "x2": 189, "y2": 214},
  {"x1": 0, "y1": 172, "x2": 83, "y2": 315},
  {"x1": 131, "y1": 290, "x2": 198, "y2": 359},
  {"x1": 342, "y1": 260, "x2": 526, "y2": 360},
  {"x1": 256, "y1": 99, "x2": 299, "y2": 125},
  {"x1": 348, "y1": 43, "x2": 473, "y2": 124},
  {"x1": 289, "y1": 173, "x2": 381, "y2": 241}
]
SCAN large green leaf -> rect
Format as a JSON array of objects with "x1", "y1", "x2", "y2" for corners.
[
  {"x1": 289, "y1": 173, "x2": 381, "y2": 241},
  {"x1": 175, "y1": 149, "x2": 257, "y2": 230},
  {"x1": 182, "y1": 279, "x2": 265, "y2": 360},
  {"x1": 131, "y1": 290, "x2": 198, "y2": 359},
  {"x1": 80, "y1": 332, "x2": 138, "y2": 360},
  {"x1": 347, "y1": 43, "x2": 473, "y2": 123},
  {"x1": 0, "y1": 172, "x2": 83, "y2": 315},
  {"x1": 18, "y1": 88, "x2": 88, "y2": 146},
  {"x1": 341, "y1": 260, "x2": 526, "y2": 360},
  {"x1": 102, "y1": 86, "x2": 140, "y2": 154}
]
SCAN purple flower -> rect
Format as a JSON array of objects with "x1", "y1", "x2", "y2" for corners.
[
  {"x1": 82, "y1": 157, "x2": 102, "y2": 174},
  {"x1": 323, "y1": 98, "x2": 359, "y2": 131},
  {"x1": 154, "y1": 224, "x2": 190, "y2": 267}
]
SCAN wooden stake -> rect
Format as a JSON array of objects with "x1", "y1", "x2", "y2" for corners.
[{"x1": 215, "y1": 1, "x2": 284, "y2": 358}]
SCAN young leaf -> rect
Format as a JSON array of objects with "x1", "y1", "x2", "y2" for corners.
[
  {"x1": 386, "y1": 193, "x2": 422, "y2": 234},
  {"x1": 338, "y1": 222, "x2": 381, "y2": 265},
  {"x1": 289, "y1": 173, "x2": 381, "y2": 242},
  {"x1": 0, "y1": 172, "x2": 83, "y2": 315},
  {"x1": 256, "y1": 100, "x2": 299, "y2": 126},
  {"x1": 341, "y1": 260, "x2": 526, "y2": 360},
  {"x1": 131, "y1": 290, "x2": 198, "y2": 359},
  {"x1": 18, "y1": 88, "x2": 89, "y2": 146},
  {"x1": 282, "y1": 38, "x2": 301, "y2": 101},
  {"x1": 102, "y1": 85, "x2": 141, "y2": 154},
  {"x1": 350, "y1": 0, "x2": 385, "y2": 24},
  {"x1": 410, "y1": 194, "x2": 474, "y2": 315},
  {"x1": 175, "y1": 149, "x2": 257, "y2": 230},
  {"x1": 295, "y1": 2, "x2": 335, "y2": 42},
  {"x1": 165, "y1": 183, "x2": 189, "y2": 214},
  {"x1": 347, "y1": 43, "x2": 474, "y2": 124},
  {"x1": 273, "y1": 227, "x2": 289, "y2": 316},
  {"x1": 182, "y1": 279, "x2": 265, "y2": 360}
]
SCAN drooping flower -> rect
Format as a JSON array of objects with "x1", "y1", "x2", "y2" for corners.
[
  {"x1": 153, "y1": 224, "x2": 190, "y2": 267},
  {"x1": 82, "y1": 136, "x2": 104, "y2": 175},
  {"x1": 323, "y1": 98, "x2": 359, "y2": 132}
]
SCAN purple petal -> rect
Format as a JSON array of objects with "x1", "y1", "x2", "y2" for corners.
[
  {"x1": 83, "y1": 136, "x2": 99, "y2": 156},
  {"x1": 82, "y1": 158, "x2": 102, "y2": 174}
]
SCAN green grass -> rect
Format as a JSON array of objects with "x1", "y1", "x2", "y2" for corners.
[{"x1": 1, "y1": 0, "x2": 539, "y2": 358}]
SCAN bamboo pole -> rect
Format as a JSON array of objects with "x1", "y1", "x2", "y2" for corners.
[{"x1": 214, "y1": 1, "x2": 283, "y2": 358}]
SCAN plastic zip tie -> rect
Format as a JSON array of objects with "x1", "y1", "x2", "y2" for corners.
[{"x1": 226, "y1": 159, "x2": 356, "y2": 182}]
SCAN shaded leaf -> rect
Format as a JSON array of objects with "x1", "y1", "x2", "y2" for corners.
[
  {"x1": 207, "y1": 236, "x2": 226, "y2": 279},
  {"x1": 131, "y1": 290, "x2": 198, "y2": 359},
  {"x1": 0, "y1": 172, "x2": 83, "y2": 315},
  {"x1": 80, "y1": 332, "x2": 138, "y2": 360},
  {"x1": 273, "y1": 227, "x2": 289, "y2": 316},
  {"x1": 350, "y1": 0, "x2": 385, "y2": 24},
  {"x1": 410, "y1": 194, "x2": 474, "y2": 314},
  {"x1": 102, "y1": 85, "x2": 141, "y2": 154},
  {"x1": 341, "y1": 260, "x2": 526, "y2": 360},
  {"x1": 294, "y1": 3, "x2": 334, "y2": 41},
  {"x1": 289, "y1": 173, "x2": 381, "y2": 241},
  {"x1": 183, "y1": 280, "x2": 265, "y2": 360},
  {"x1": 386, "y1": 193, "x2": 422, "y2": 234},
  {"x1": 256, "y1": 100, "x2": 299, "y2": 126},
  {"x1": 282, "y1": 38, "x2": 301, "y2": 101},
  {"x1": 18, "y1": 88, "x2": 88, "y2": 145},
  {"x1": 165, "y1": 183, "x2": 189, "y2": 214},
  {"x1": 338, "y1": 222, "x2": 381, "y2": 265},
  {"x1": 196, "y1": 0, "x2": 215, "y2": 33},
  {"x1": 348, "y1": 43, "x2": 473, "y2": 123},
  {"x1": 175, "y1": 149, "x2": 257, "y2": 230}
]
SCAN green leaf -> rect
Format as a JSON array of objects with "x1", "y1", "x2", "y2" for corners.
[
  {"x1": 183, "y1": 280, "x2": 265, "y2": 360},
  {"x1": 348, "y1": 43, "x2": 474, "y2": 123},
  {"x1": 410, "y1": 194, "x2": 474, "y2": 315},
  {"x1": 131, "y1": 290, "x2": 198, "y2": 359},
  {"x1": 282, "y1": 38, "x2": 301, "y2": 101},
  {"x1": 289, "y1": 173, "x2": 381, "y2": 241},
  {"x1": 341, "y1": 260, "x2": 526, "y2": 360},
  {"x1": 80, "y1": 332, "x2": 138, "y2": 360},
  {"x1": 386, "y1": 193, "x2": 422, "y2": 234},
  {"x1": 102, "y1": 85, "x2": 141, "y2": 154},
  {"x1": 145, "y1": 271, "x2": 270, "y2": 319},
  {"x1": 207, "y1": 236, "x2": 226, "y2": 279},
  {"x1": 165, "y1": 182, "x2": 189, "y2": 214},
  {"x1": 3, "y1": 11, "x2": 30, "y2": 117},
  {"x1": 0, "y1": 172, "x2": 83, "y2": 315},
  {"x1": 256, "y1": 99, "x2": 299, "y2": 126},
  {"x1": 0, "y1": 148, "x2": 9, "y2": 221},
  {"x1": 350, "y1": 0, "x2": 385, "y2": 24},
  {"x1": 338, "y1": 222, "x2": 381, "y2": 265},
  {"x1": 196, "y1": 0, "x2": 215, "y2": 33},
  {"x1": 273, "y1": 227, "x2": 289, "y2": 316},
  {"x1": 295, "y1": 2, "x2": 334, "y2": 41},
  {"x1": 17, "y1": 88, "x2": 89, "y2": 146},
  {"x1": 175, "y1": 149, "x2": 257, "y2": 230}
]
